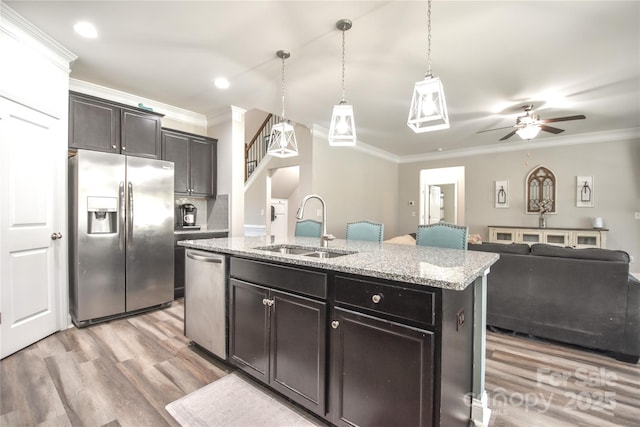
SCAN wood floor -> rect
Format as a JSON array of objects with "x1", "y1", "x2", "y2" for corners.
[
  {"x1": 1, "y1": 300, "x2": 638, "y2": 426},
  {"x1": 0, "y1": 300, "x2": 232, "y2": 427}
]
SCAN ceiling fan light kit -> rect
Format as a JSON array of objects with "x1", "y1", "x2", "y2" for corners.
[
  {"x1": 407, "y1": 0, "x2": 450, "y2": 134},
  {"x1": 515, "y1": 125, "x2": 542, "y2": 140},
  {"x1": 483, "y1": 104, "x2": 586, "y2": 142},
  {"x1": 329, "y1": 18, "x2": 357, "y2": 147},
  {"x1": 267, "y1": 49, "x2": 299, "y2": 158}
]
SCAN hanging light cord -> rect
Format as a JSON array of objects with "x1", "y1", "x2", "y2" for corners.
[
  {"x1": 280, "y1": 55, "x2": 286, "y2": 119},
  {"x1": 426, "y1": 0, "x2": 432, "y2": 78},
  {"x1": 341, "y1": 27, "x2": 346, "y2": 102}
]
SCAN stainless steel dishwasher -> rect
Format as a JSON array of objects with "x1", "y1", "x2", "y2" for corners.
[{"x1": 185, "y1": 249, "x2": 227, "y2": 359}]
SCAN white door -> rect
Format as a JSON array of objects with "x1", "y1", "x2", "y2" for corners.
[
  {"x1": 0, "y1": 98, "x2": 62, "y2": 359},
  {"x1": 270, "y1": 199, "x2": 288, "y2": 240},
  {"x1": 428, "y1": 185, "x2": 442, "y2": 224}
]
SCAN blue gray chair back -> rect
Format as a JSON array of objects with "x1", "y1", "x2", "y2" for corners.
[
  {"x1": 295, "y1": 219, "x2": 322, "y2": 238},
  {"x1": 416, "y1": 223, "x2": 468, "y2": 250},
  {"x1": 346, "y1": 221, "x2": 384, "y2": 242}
]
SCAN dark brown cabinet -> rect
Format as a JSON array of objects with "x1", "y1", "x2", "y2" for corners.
[
  {"x1": 329, "y1": 307, "x2": 434, "y2": 427},
  {"x1": 329, "y1": 274, "x2": 474, "y2": 427},
  {"x1": 162, "y1": 129, "x2": 217, "y2": 197},
  {"x1": 225, "y1": 257, "x2": 474, "y2": 427},
  {"x1": 69, "y1": 92, "x2": 162, "y2": 158},
  {"x1": 229, "y1": 259, "x2": 327, "y2": 416}
]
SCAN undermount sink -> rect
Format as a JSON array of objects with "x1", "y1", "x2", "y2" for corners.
[{"x1": 254, "y1": 244, "x2": 357, "y2": 259}]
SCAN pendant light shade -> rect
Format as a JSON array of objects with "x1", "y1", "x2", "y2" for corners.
[
  {"x1": 407, "y1": 75, "x2": 449, "y2": 132},
  {"x1": 407, "y1": 0, "x2": 450, "y2": 133},
  {"x1": 267, "y1": 50, "x2": 298, "y2": 158},
  {"x1": 328, "y1": 19, "x2": 356, "y2": 146}
]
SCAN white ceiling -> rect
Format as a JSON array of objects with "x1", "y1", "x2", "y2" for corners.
[{"x1": 7, "y1": 1, "x2": 640, "y2": 158}]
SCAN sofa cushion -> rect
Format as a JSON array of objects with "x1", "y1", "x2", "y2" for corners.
[
  {"x1": 530, "y1": 243, "x2": 630, "y2": 262},
  {"x1": 468, "y1": 242, "x2": 531, "y2": 255}
]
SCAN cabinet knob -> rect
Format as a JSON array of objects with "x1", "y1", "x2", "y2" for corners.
[
  {"x1": 262, "y1": 298, "x2": 269, "y2": 306},
  {"x1": 122, "y1": 146, "x2": 126, "y2": 150},
  {"x1": 331, "y1": 320, "x2": 340, "y2": 329},
  {"x1": 371, "y1": 294, "x2": 382, "y2": 304},
  {"x1": 112, "y1": 144, "x2": 117, "y2": 149}
]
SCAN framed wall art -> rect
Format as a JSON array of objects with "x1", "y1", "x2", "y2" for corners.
[
  {"x1": 576, "y1": 176, "x2": 594, "y2": 207},
  {"x1": 495, "y1": 180, "x2": 509, "y2": 208}
]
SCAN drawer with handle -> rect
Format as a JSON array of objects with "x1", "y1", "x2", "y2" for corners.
[{"x1": 334, "y1": 275, "x2": 435, "y2": 326}]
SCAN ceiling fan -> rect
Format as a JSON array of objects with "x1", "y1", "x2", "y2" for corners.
[{"x1": 479, "y1": 105, "x2": 586, "y2": 141}]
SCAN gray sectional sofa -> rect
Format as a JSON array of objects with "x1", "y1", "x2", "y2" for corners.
[{"x1": 468, "y1": 242, "x2": 640, "y2": 363}]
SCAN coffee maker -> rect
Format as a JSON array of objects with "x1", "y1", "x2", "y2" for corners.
[{"x1": 178, "y1": 203, "x2": 198, "y2": 229}]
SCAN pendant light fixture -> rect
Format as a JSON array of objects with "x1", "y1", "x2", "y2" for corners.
[
  {"x1": 267, "y1": 50, "x2": 298, "y2": 158},
  {"x1": 328, "y1": 19, "x2": 356, "y2": 146},
  {"x1": 407, "y1": 0, "x2": 450, "y2": 133}
]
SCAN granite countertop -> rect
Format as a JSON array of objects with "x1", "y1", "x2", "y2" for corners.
[{"x1": 178, "y1": 236, "x2": 499, "y2": 291}]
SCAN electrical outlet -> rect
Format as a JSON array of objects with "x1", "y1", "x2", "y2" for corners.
[
  {"x1": 635, "y1": 212, "x2": 640, "y2": 220},
  {"x1": 456, "y1": 309, "x2": 465, "y2": 331},
  {"x1": 411, "y1": 211, "x2": 416, "y2": 217},
  {"x1": 260, "y1": 209, "x2": 264, "y2": 216},
  {"x1": 317, "y1": 209, "x2": 322, "y2": 217}
]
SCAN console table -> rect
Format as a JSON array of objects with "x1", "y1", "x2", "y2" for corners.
[{"x1": 488, "y1": 226, "x2": 608, "y2": 249}]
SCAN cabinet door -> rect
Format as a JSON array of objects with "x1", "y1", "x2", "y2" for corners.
[
  {"x1": 573, "y1": 231, "x2": 602, "y2": 248},
  {"x1": 189, "y1": 138, "x2": 216, "y2": 197},
  {"x1": 69, "y1": 95, "x2": 119, "y2": 152},
  {"x1": 518, "y1": 230, "x2": 543, "y2": 245},
  {"x1": 162, "y1": 131, "x2": 190, "y2": 194},
  {"x1": 330, "y1": 307, "x2": 434, "y2": 427},
  {"x1": 229, "y1": 279, "x2": 270, "y2": 383},
  {"x1": 121, "y1": 109, "x2": 161, "y2": 158},
  {"x1": 270, "y1": 290, "x2": 326, "y2": 415}
]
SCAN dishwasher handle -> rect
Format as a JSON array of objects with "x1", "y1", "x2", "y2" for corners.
[{"x1": 187, "y1": 252, "x2": 223, "y2": 263}]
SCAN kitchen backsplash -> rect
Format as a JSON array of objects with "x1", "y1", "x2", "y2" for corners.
[{"x1": 174, "y1": 194, "x2": 228, "y2": 230}]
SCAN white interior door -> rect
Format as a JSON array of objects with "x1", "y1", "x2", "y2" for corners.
[
  {"x1": 270, "y1": 199, "x2": 288, "y2": 241},
  {"x1": 0, "y1": 98, "x2": 62, "y2": 359},
  {"x1": 428, "y1": 185, "x2": 442, "y2": 224}
]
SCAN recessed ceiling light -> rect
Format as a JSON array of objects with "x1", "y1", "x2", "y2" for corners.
[
  {"x1": 214, "y1": 77, "x2": 230, "y2": 89},
  {"x1": 73, "y1": 21, "x2": 98, "y2": 38}
]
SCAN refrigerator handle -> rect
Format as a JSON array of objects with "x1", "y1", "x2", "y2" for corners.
[
  {"x1": 119, "y1": 182, "x2": 126, "y2": 250},
  {"x1": 128, "y1": 182, "x2": 134, "y2": 247}
]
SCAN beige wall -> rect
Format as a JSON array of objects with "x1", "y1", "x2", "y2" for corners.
[
  {"x1": 398, "y1": 138, "x2": 640, "y2": 272},
  {"x1": 311, "y1": 127, "x2": 399, "y2": 240}
]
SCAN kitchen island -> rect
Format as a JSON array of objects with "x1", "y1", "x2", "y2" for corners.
[{"x1": 179, "y1": 236, "x2": 498, "y2": 427}]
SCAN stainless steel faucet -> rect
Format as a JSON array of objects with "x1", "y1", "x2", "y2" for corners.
[{"x1": 296, "y1": 194, "x2": 335, "y2": 247}]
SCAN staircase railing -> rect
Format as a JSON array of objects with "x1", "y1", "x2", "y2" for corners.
[{"x1": 245, "y1": 113, "x2": 281, "y2": 181}]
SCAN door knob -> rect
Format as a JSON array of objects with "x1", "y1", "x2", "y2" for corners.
[{"x1": 51, "y1": 232, "x2": 62, "y2": 240}]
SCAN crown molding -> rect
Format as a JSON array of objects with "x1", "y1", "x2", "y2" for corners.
[
  {"x1": 311, "y1": 124, "x2": 401, "y2": 163},
  {"x1": 69, "y1": 79, "x2": 207, "y2": 128},
  {"x1": 311, "y1": 125, "x2": 640, "y2": 165},
  {"x1": 397, "y1": 127, "x2": 640, "y2": 164},
  {"x1": 1, "y1": 3, "x2": 77, "y2": 71}
]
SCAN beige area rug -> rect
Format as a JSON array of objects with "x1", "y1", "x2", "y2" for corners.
[{"x1": 166, "y1": 372, "x2": 327, "y2": 427}]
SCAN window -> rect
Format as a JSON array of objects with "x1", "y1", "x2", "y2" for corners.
[{"x1": 526, "y1": 166, "x2": 556, "y2": 214}]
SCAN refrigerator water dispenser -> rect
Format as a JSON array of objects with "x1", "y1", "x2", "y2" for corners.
[{"x1": 87, "y1": 196, "x2": 117, "y2": 234}]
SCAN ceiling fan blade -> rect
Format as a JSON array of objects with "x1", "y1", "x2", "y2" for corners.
[
  {"x1": 540, "y1": 125, "x2": 565, "y2": 134},
  {"x1": 541, "y1": 114, "x2": 586, "y2": 123},
  {"x1": 499, "y1": 130, "x2": 518, "y2": 141},
  {"x1": 477, "y1": 126, "x2": 515, "y2": 134}
]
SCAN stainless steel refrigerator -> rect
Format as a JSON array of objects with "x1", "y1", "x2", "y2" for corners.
[{"x1": 69, "y1": 149, "x2": 174, "y2": 326}]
